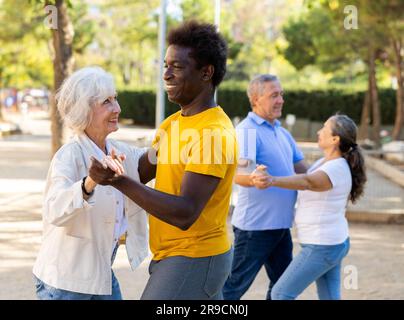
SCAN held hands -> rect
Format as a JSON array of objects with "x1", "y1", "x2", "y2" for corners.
[
  {"x1": 89, "y1": 148, "x2": 126, "y2": 186},
  {"x1": 102, "y1": 148, "x2": 126, "y2": 175},
  {"x1": 250, "y1": 164, "x2": 275, "y2": 189}
]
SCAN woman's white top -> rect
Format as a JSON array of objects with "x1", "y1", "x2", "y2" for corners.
[
  {"x1": 294, "y1": 157, "x2": 352, "y2": 245},
  {"x1": 87, "y1": 138, "x2": 127, "y2": 253},
  {"x1": 33, "y1": 134, "x2": 149, "y2": 295}
]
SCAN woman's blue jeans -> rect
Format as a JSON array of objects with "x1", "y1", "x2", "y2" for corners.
[
  {"x1": 271, "y1": 238, "x2": 350, "y2": 300},
  {"x1": 34, "y1": 243, "x2": 122, "y2": 300}
]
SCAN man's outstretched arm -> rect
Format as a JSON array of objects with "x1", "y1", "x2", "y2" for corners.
[{"x1": 89, "y1": 158, "x2": 220, "y2": 230}]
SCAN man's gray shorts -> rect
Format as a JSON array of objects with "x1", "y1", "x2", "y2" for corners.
[{"x1": 141, "y1": 248, "x2": 233, "y2": 300}]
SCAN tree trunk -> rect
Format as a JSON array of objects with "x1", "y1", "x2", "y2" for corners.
[
  {"x1": 368, "y1": 46, "x2": 381, "y2": 147},
  {"x1": 138, "y1": 41, "x2": 144, "y2": 84},
  {"x1": 48, "y1": 0, "x2": 74, "y2": 156},
  {"x1": 120, "y1": 62, "x2": 129, "y2": 86},
  {"x1": 358, "y1": 86, "x2": 370, "y2": 140},
  {"x1": 392, "y1": 38, "x2": 403, "y2": 140},
  {"x1": 0, "y1": 70, "x2": 4, "y2": 121},
  {"x1": 0, "y1": 100, "x2": 3, "y2": 121},
  {"x1": 0, "y1": 98, "x2": 3, "y2": 122}
]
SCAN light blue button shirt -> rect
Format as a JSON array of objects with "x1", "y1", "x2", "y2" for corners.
[{"x1": 232, "y1": 112, "x2": 304, "y2": 230}]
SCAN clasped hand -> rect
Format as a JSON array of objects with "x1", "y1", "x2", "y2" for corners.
[
  {"x1": 250, "y1": 164, "x2": 274, "y2": 189},
  {"x1": 89, "y1": 148, "x2": 126, "y2": 185}
]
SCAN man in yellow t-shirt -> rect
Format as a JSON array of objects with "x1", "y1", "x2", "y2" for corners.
[
  {"x1": 89, "y1": 21, "x2": 237, "y2": 300},
  {"x1": 151, "y1": 106, "x2": 237, "y2": 260}
]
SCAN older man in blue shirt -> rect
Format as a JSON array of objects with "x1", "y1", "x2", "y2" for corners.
[{"x1": 223, "y1": 74, "x2": 307, "y2": 300}]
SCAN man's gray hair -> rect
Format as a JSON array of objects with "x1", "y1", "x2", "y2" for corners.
[
  {"x1": 247, "y1": 74, "x2": 279, "y2": 108},
  {"x1": 56, "y1": 66, "x2": 116, "y2": 133}
]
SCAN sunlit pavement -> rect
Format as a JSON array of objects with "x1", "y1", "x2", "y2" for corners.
[{"x1": 1, "y1": 115, "x2": 404, "y2": 299}]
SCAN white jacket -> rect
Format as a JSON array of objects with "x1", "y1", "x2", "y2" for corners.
[{"x1": 33, "y1": 134, "x2": 149, "y2": 295}]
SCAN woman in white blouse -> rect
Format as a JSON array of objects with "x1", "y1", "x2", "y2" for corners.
[
  {"x1": 251, "y1": 114, "x2": 366, "y2": 300},
  {"x1": 33, "y1": 66, "x2": 149, "y2": 300}
]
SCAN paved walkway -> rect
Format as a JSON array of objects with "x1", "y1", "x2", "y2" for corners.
[{"x1": 1, "y1": 116, "x2": 404, "y2": 299}]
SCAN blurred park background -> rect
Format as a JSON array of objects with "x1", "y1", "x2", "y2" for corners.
[
  {"x1": 0, "y1": 0, "x2": 403, "y2": 299},
  {"x1": 1, "y1": 0, "x2": 404, "y2": 147}
]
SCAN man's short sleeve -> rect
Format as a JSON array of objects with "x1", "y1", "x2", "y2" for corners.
[
  {"x1": 319, "y1": 160, "x2": 347, "y2": 188},
  {"x1": 292, "y1": 142, "x2": 304, "y2": 164},
  {"x1": 283, "y1": 129, "x2": 304, "y2": 164},
  {"x1": 236, "y1": 126, "x2": 256, "y2": 162},
  {"x1": 235, "y1": 125, "x2": 257, "y2": 174}
]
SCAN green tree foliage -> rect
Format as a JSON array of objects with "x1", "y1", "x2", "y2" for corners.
[
  {"x1": 280, "y1": 0, "x2": 398, "y2": 144},
  {"x1": 367, "y1": 0, "x2": 404, "y2": 139},
  {"x1": 0, "y1": 1, "x2": 52, "y2": 89},
  {"x1": 0, "y1": 0, "x2": 95, "y2": 89},
  {"x1": 82, "y1": 0, "x2": 159, "y2": 88},
  {"x1": 1, "y1": 0, "x2": 307, "y2": 90},
  {"x1": 282, "y1": 18, "x2": 317, "y2": 71},
  {"x1": 180, "y1": 0, "x2": 214, "y2": 22}
]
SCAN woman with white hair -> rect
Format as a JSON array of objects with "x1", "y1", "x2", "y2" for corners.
[{"x1": 32, "y1": 66, "x2": 149, "y2": 300}]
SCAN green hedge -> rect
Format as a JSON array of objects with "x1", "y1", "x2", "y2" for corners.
[{"x1": 117, "y1": 89, "x2": 397, "y2": 126}]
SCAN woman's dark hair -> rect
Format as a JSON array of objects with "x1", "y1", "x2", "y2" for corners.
[
  {"x1": 330, "y1": 114, "x2": 367, "y2": 203},
  {"x1": 167, "y1": 20, "x2": 228, "y2": 88}
]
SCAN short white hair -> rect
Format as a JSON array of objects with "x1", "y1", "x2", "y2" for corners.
[
  {"x1": 247, "y1": 74, "x2": 279, "y2": 108},
  {"x1": 56, "y1": 66, "x2": 116, "y2": 133}
]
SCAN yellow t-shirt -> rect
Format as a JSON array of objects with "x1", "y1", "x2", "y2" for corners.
[{"x1": 150, "y1": 106, "x2": 238, "y2": 260}]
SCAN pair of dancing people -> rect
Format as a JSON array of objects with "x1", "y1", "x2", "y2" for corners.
[{"x1": 33, "y1": 20, "x2": 366, "y2": 300}]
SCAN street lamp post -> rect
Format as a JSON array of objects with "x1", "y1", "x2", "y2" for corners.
[
  {"x1": 215, "y1": 0, "x2": 221, "y2": 30},
  {"x1": 214, "y1": 0, "x2": 221, "y2": 102},
  {"x1": 156, "y1": 0, "x2": 167, "y2": 128}
]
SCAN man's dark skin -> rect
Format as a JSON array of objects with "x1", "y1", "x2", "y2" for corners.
[{"x1": 89, "y1": 45, "x2": 222, "y2": 230}]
